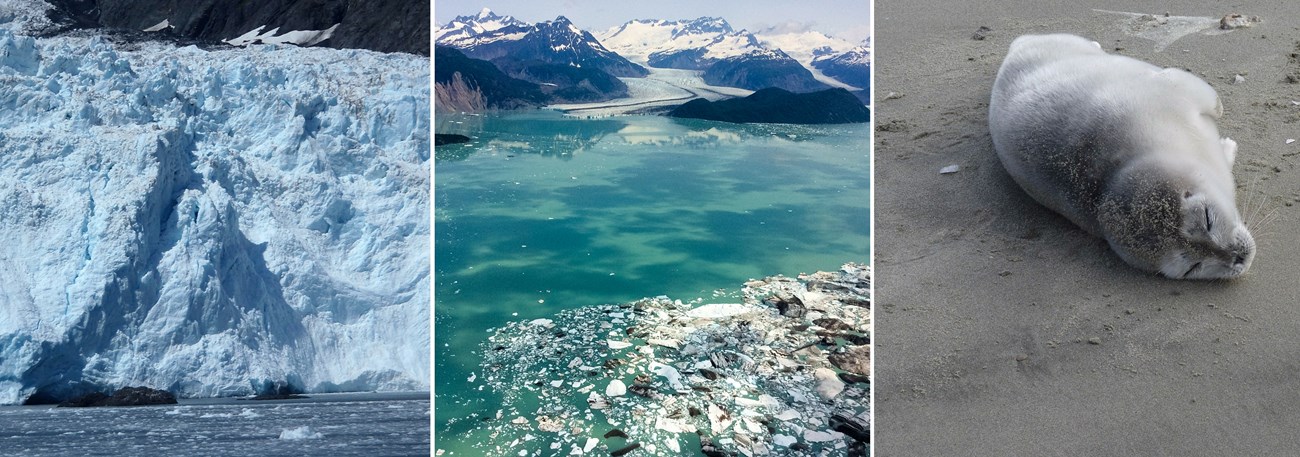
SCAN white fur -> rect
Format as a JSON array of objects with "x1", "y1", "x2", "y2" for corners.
[{"x1": 990, "y1": 34, "x2": 1254, "y2": 279}]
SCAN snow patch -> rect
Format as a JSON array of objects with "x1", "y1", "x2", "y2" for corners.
[
  {"x1": 224, "y1": 24, "x2": 340, "y2": 47},
  {"x1": 143, "y1": 20, "x2": 171, "y2": 33}
]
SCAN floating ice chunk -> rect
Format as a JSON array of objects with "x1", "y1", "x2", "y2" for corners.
[
  {"x1": 803, "y1": 430, "x2": 843, "y2": 442},
  {"x1": 686, "y1": 303, "x2": 757, "y2": 319},
  {"x1": 773, "y1": 434, "x2": 797, "y2": 447},
  {"x1": 605, "y1": 380, "x2": 627, "y2": 397},
  {"x1": 707, "y1": 403, "x2": 734, "y2": 432},
  {"x1": 774, "y1": 409, "x2": 800, "y2": 421},
  {"x1": 815, "y1": 367, "x2": 845, "y2": 399},
  {"x1": 649, "y1": 362, "x2": 685, "y2": 390},
  {"x1": 607, "y1": 340, "x2": 632, "y2": 350},
  {"x1": 279, "y1": 426, "x2": 323, "y2": 440},
  {"x1": 655, "y1": 416, "x2": 696, "y2": 433},
  {"x1": 647, "y1": 338, "x2": 679, "y2": 348}
]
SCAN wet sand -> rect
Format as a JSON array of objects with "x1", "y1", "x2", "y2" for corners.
[{"x1": 874, "y1": 1, "x2": 1300, "y2": 455}]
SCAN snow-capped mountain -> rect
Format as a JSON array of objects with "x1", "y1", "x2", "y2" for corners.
[
  {"x1": 756, "y1": 30, "x2": 857, "y2": 66},
  {"x1": 702, "y1": 48, "x2": 831, "y2": 93},
  {"x1": 597, "y1": 17, "x2": 763, "y2": 69},
  {"x1": 434, "y1": 8, "x2": 531, "y2": 48},
  {"x1": 435, "y1": 9, "x2": 646, "y2": 78},
  {"x1": 599, "y1": 17, "x2": 869, "y2": 92},
  {"x1": 0, "y1": 24, "x2": 429, "y2": 405},
  {"x1": 812, "y1": 42, "x2": 871, "y2": 89}
]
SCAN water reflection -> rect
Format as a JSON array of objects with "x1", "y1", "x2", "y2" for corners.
[{"x1": 434, "y1": 111, "x2": 627, "y2": 161}]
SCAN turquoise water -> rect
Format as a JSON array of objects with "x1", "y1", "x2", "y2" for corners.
[{"x1": 433, "y1": 110, "x2": 869, "y2": 454}]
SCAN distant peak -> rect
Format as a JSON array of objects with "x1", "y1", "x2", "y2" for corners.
[
  {"x1": 681, "y1": 16, "x2": 733, "y2": 33},
  {"x1": 553, "y1": 15, "x2": 572, "y2": 24},
  {"x1": 477, "y1": 7, "x2": 494, "y2": 18}
]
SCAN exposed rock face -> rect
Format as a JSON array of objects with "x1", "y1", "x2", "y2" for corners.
[
  {"x1": 434, "y1": 46, "x2": 546, "y2": 112},
  {"x1": 44, "y1": 0, "x2": 429, "y2": 55},
  {"x1": 434, "y1": 72, "x2": 488, "y2": 113},
  {"x1": 669, "y1": 88, "x2": 871, "y2": 124},
  {"x1": 57, "y1": 386, "x2": 177, "y2": 407}
]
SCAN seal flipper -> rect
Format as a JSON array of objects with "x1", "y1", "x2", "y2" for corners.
[
  {"x1": 1220, "y1": 137, "x2": 1237, "y2": 165},
  {"x1": 1157, "y1": 67, "x2": 1222, "y2": 118}
]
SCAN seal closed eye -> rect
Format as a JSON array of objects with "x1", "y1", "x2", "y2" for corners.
[{"x1": 989, "y1": 33, "x2": 1255, "y2": 279}]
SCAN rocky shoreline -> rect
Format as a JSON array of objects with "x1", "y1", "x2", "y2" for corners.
[{"x1": 460, "y1": 264, "x2": 870, "y2": 456}]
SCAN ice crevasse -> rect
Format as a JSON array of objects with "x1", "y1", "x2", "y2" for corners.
[{"x1": 0, "y1": 28, "x2": 429, "y2": 404}]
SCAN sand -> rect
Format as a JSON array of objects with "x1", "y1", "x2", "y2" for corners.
[{"x1": 874, "y1": 1, "x2": 1300, "y2": 455}]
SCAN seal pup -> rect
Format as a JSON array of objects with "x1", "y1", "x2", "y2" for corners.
[{"x1": 989, "y1": 33, "x2": 1254, "y2": 279}]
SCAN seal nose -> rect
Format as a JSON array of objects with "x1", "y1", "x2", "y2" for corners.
[{"x1": 1233, "y1": 255, "x2": 1246, "y2": 266}]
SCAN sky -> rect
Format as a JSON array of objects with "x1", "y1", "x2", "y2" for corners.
[{"x1": 434, "y1": 0, "x2": 872, "y2": 43}]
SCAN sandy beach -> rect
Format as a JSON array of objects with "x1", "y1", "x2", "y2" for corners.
[{"x1": 875, "y1": 1, "x2": 1300, "y2": 455}]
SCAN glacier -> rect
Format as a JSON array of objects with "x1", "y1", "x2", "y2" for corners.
[{"x1": 0, "y1": 23, "x2": 429, "y2": 405}]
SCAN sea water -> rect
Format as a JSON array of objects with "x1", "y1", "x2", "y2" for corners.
[
  {"x1": 0, "y1": 392, "x2": 429, "y2": 456},
  {"x1": 433, "y1": 110, "x2": 870, "y2": 454}
]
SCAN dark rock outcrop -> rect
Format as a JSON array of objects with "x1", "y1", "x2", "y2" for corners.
[
  {"x1": 45, "y1": 0, "x2": 429, "y2": 55},
  {"x1": 57, "y1": 386, "x2": 178, "y2": 407},
  {"x1": 830, "y1": 411, "x2": 871, "y2": 443},
  {"x1": 669, "y1": 88, "x2": 871, "y2": 124},
  {"x1": 434, "y1": 134, "x2": 471, "y2": 146}
]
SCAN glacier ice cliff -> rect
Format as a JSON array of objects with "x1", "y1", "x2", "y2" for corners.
[{"x1": 0, "y1": 27, "x2": 429, "y2": 404}]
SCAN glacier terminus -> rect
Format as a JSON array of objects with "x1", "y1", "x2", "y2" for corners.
[{"x1": 0, "y1": 7, "x2": 429, "y2": 405}]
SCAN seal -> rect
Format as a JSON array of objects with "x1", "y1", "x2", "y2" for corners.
[{"x1": 989, "y1": 33, "x2": 1255, "y2": 279}]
